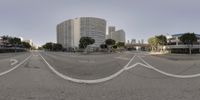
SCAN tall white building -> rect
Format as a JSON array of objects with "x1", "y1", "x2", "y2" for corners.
[
  {"x1": 106, "y1": 26, "x2": 126, "y2": 43},
  {"x1": 57, "y1": 17, "x2": 106, "y2": 49},
  {"x1": 79, "y1": 17, "x2": 106, "y2": 47},
  {"x1": 108, "y1": 26, "x2": 115, "y2": 39},
  {"x1": 57, "y1": 19, "x2": 77, "y2": 48},
  {"x1": 112, "y1": 29, "x2": 126, "y2": 43},
  {"x1": 141, "y1": 39, "x2": 144, "y2": 44}
]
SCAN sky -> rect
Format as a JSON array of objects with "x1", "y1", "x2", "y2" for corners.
[{"x1": 0, "y1": 0, "x2": 200, "y2": 46}]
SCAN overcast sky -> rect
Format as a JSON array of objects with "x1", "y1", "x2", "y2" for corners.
[{"x1": 0, "y1": 0, "x2": 200, "y2": 46}]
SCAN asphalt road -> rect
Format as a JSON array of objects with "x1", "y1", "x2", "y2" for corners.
[
  {"x1": 0, "y1": 51, "x2": 200, "y2": 100},
  {"x1": 41, "y1": 51, "x2": 132, "y2": 80}
]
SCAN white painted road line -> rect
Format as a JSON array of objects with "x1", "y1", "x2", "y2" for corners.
[
  {"x1": 40, "y1": 52, "x2": 200, "y2": 84},
  {"x1": 0, "y1": 55, "x2": 32, "y2": 77},
  {"x1": 137, "y1": 56, "x2": 153, "y2": 68},
  {"x1": 39, "y1": 53, "x2": 136, "y2": 84},
  {"x1": 10, "y1": 59, "x2": 18, "y2": 66},
  {"x1": 137, "y1": 56, "x2": 200, "y2": 78},
  {"x1": 124, "y1": 55, "x2": 136, "y2": 68},
  {"x1": 125, "y1": 62, "x2": 153, "y2": 70}
]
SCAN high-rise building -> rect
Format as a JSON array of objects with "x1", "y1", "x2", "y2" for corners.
[
  {"x1": 127, "y1": 40, "x2": 130, "y2": 44},
  {"x1": 141, "y1": 39, "x2": 144, "y2": 44},
  {"x1": 131, "y1": 39, "x2": 136, "y2": 44},
  {"x1": 79, "y1": 17, "x2": 106, "y2": 47},
  {"x1": 57, "y1": 19, "x2": 77, "y2": 48},
  {"x1": 112, "y1": 29, "x2": 126, "y2": 43},
  {"x1": 138, "y1": 40, "x2": 141, "y2": 44},
  {"x1": 57, "y1": 17, "x2": 106, "y2": 48},
  {"x1": 106, "y1": 26, "x2": 126, "y2": 43},
  {"x1": 108, "y1": 26, "x2": 115, "y2": 39}
]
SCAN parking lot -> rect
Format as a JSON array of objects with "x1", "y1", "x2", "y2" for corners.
[{"x1": 0, "y1": 51, "x2": 200, "y2": 100}]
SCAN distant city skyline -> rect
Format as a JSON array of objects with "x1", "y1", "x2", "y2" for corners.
[{"x1": 0, "y1": 0, "x2": 200, "y2": 46}]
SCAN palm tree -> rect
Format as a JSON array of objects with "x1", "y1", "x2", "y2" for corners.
[
  {"x1": 148, "y1": 37, "x2": 159, "y2": 51},
  {"x1": 179, "y1": 32, "x2": 197, "y2": 54}
]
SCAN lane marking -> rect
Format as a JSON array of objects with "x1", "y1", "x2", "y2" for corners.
[
  {"x1": 124, "y1": 55, "x2": 136, "y2": 68},
  {"x1": 40, "y1": 52, "x2": 200, "y2": 84},
  {"x1": 136, "y1": 56, "x2": 200, "y2": 78},
  {"x1": 137, "y1": 56, "x2": 153, "y2": 68},
  {"x1": 0, "y1": 55, "x2": 32, "y2": 77},
  {"x1": 10, "y1": 59, "x2": 18, "y2": 66},
  {"x1": 125, "y1": 62, "x2": 152, "y2": 70},
  {"x1": 39, "y1": 53, "x2": 136, "y2": 84}
]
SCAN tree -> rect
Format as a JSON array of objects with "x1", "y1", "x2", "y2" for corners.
[
  {"x1": 9, "y1": 37, "x2": 21, "y2": 46},
  {"x1": 148, "y1": 37, "x2": 159, "y2": 51},
  {"x1": 79, "y1": 37, "x2": 95, "y2": 49},
  {"x1": 156, "y1": 35, "x2": 167, "y2": 45},
  {"x1": 8, "y1": 37, "x2": 21, "y2": 52},
  {"x1": 42, "y1": 42, "x2": 53, "y2": 51},
  {"x1": 1, "y1": 36, "x2": 9, "y2": 41},
  {"x1": 42, "y1": 42, "x2": 63, "y2": 51},
  {"x1": 105, "y1": 39, "x2": 116, "y2": 52},
  {"x1": 112, "y1": 45, "x2": 117, "y2": 49},
  {"x1": 100, "y1": 44, "x2": 107, "y2": 49},
  {"x1": 116, "y1": 42, "x2": 125, "y2": 52},
  {"x1": 156, "y1": 35, "x2": 167, "y2": 51},
  {"x1": 116, "y1": 42, "x2": 125, "y2": 48},
  {"x1": 1, "y1": 35, "x2": 9, "y2": 46},
  {"x1": 21, "y1": 42, "x2": 31, "y2": 49},
  {"x1": 179, "y1": 32, "x2": 197, "y2": 54},
  {"x1": 38, "y1": 47, "x2": 43, "y2": 50},
  {"x1": 52, "y1": 43, "x2": 63, "y2": 51},
  {"x1": 105, "y1": 39, "x2": 116, "y2": 46}
]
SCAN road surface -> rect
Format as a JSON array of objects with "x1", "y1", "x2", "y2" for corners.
[{"x1": 0, "y1": 51, "x2": 200, "y2": 100}]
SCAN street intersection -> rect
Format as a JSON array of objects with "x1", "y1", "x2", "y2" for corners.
[{"x1": 0, "y1": 51, "x2": 200, "y2": 100}]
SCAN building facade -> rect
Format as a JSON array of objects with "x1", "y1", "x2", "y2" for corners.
[
  {"x1": 112, "y1": 29, "x2": 126, "y2": 43},
  {"x1": 166, "y1": 33, "x2": 200, "y2": 53},
  {"x1": 57, "y1": 17, "x2": 106, "y2": 49},
  {"x1": 79, "y1": 17, "x2": 106, "y2": 47},
  {"x1": 57, "y1": 19, "x2": 76, "y2": 48},
  {"x1": 107, "y1": 26, "x2": 115, "y2": 39},
  {"x1": 131, "y1": 39, "x2": 136, "y2": 44},
  {"x1": 0, "y1": 37, "x2": 3, "y2": 47}
]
